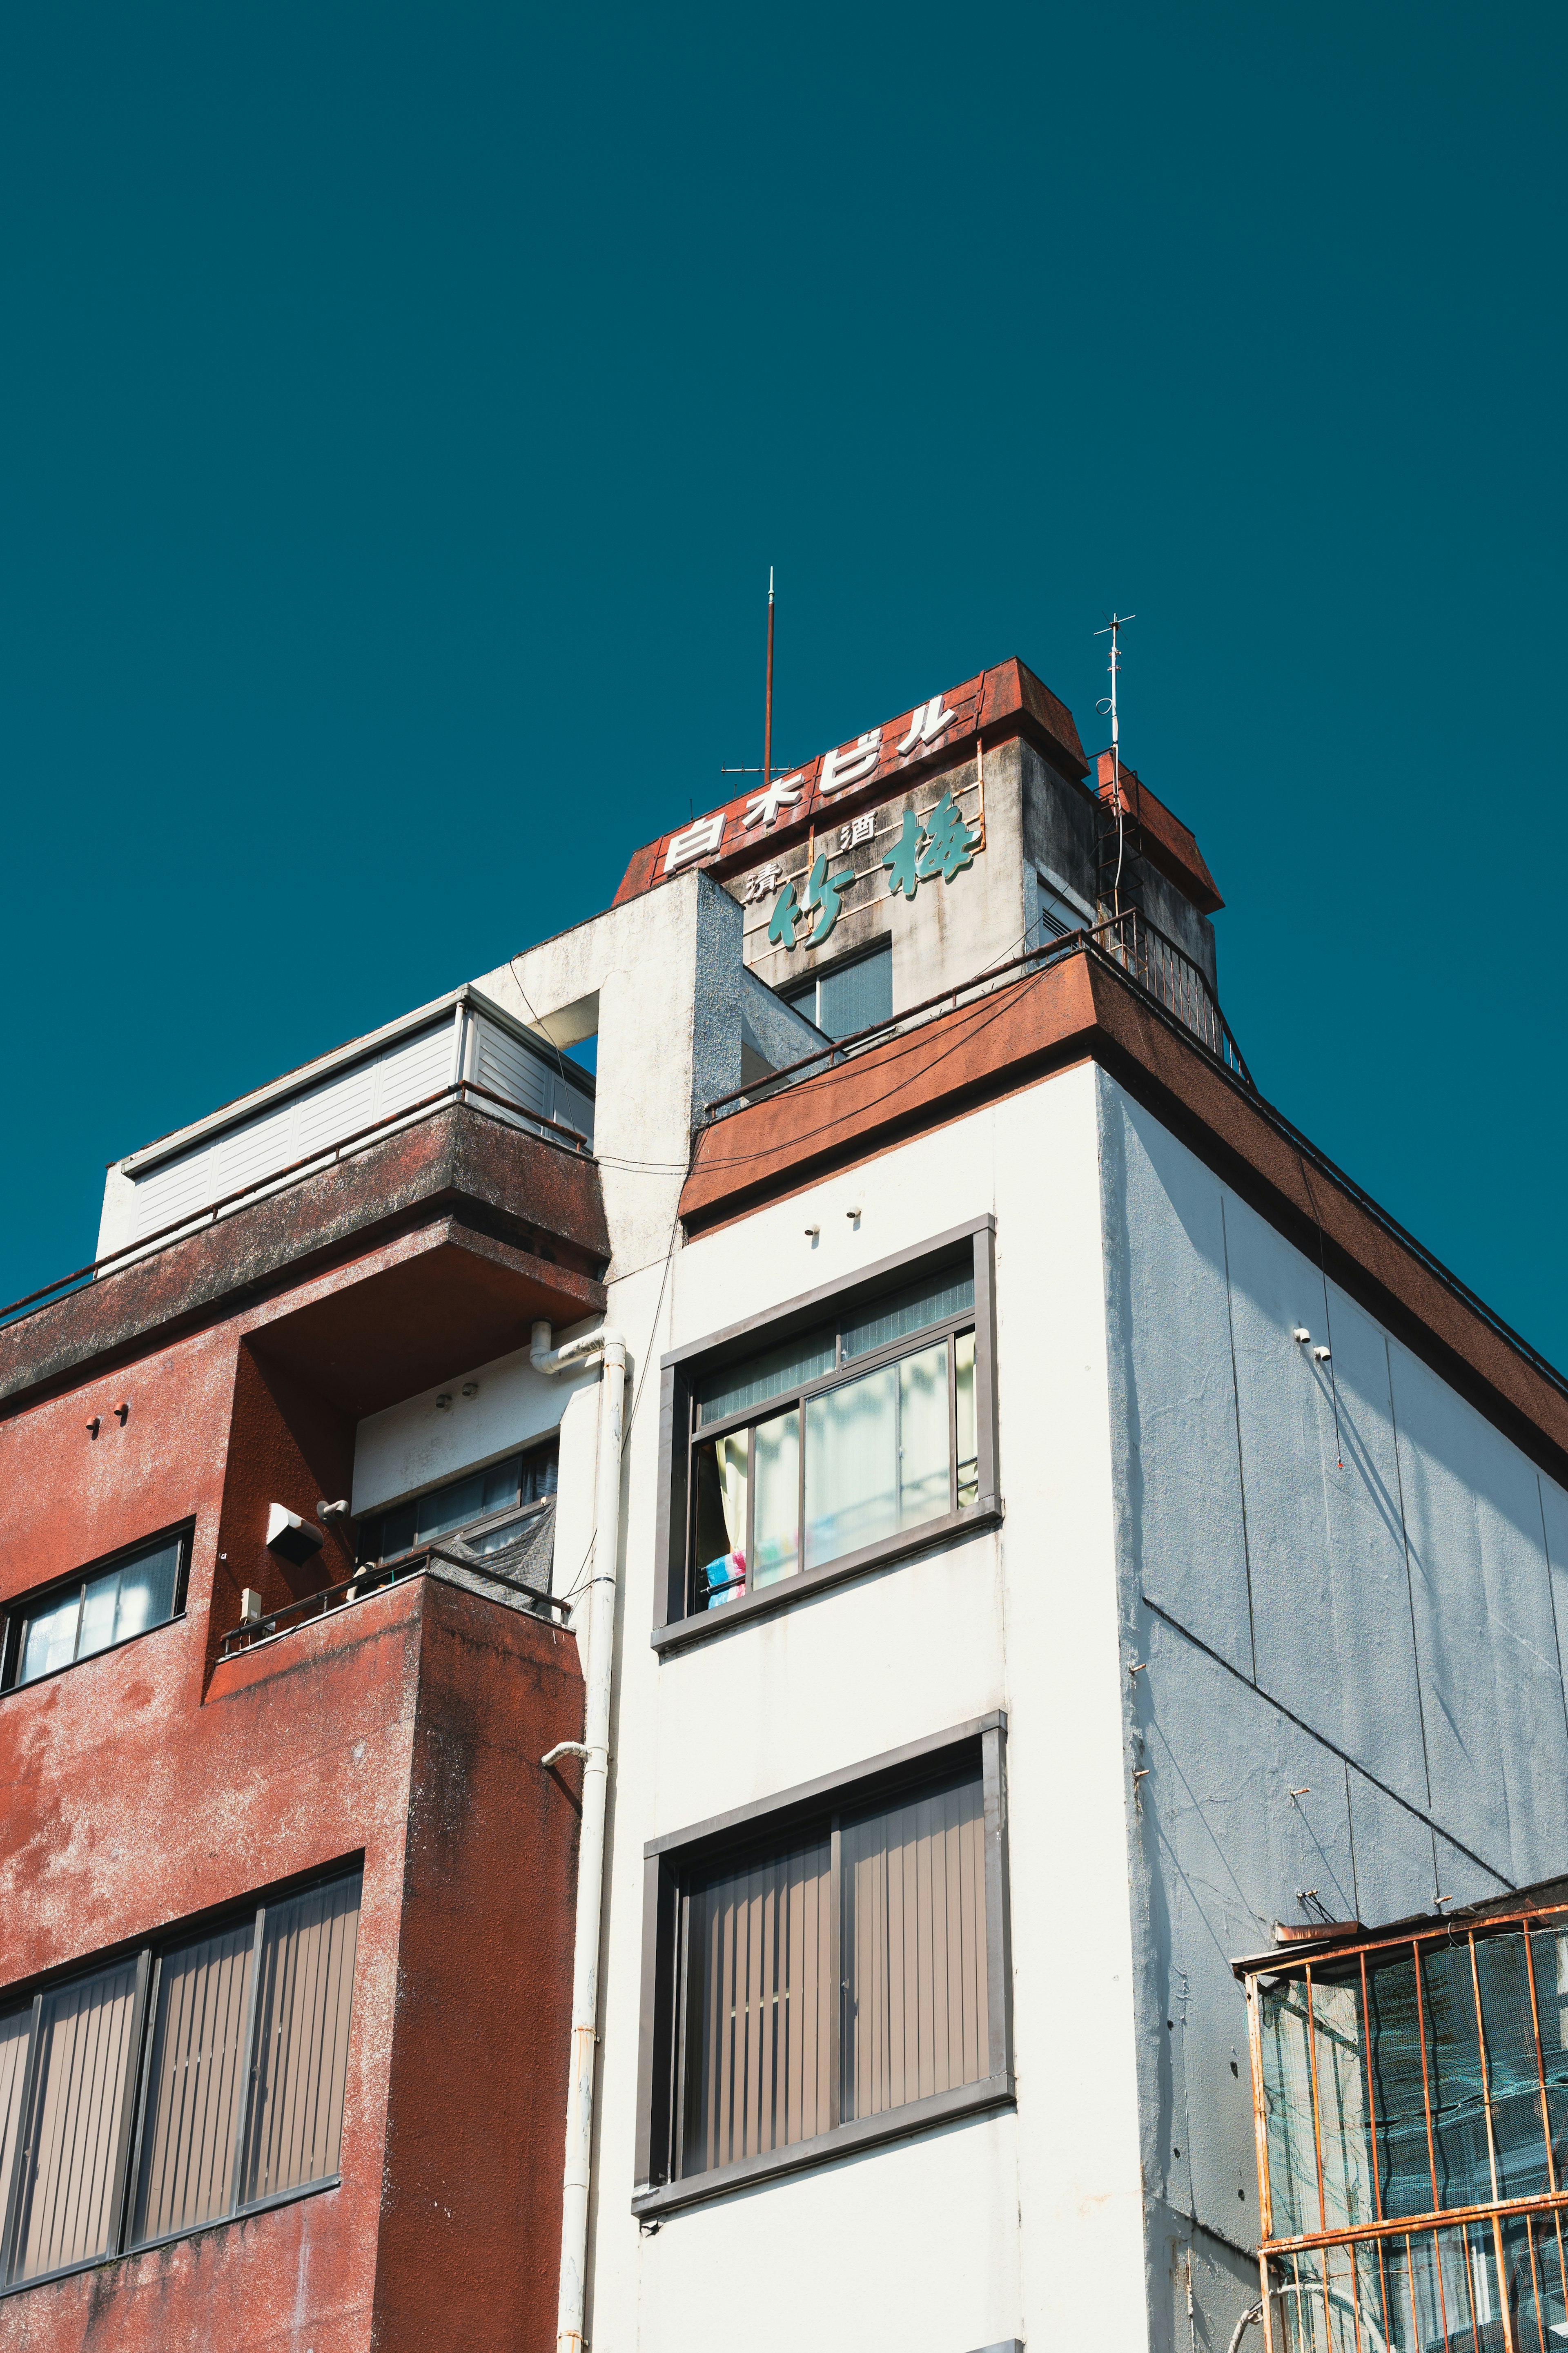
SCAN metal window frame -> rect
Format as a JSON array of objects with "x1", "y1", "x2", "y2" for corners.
[
  {"x1": 631, "y1": 1713, "x2": 1013, "y2": 2220},
  {"x1": 356, "y1": 1432, "x2": 562, "y2": 1566},
  {"x1": 652, "y1": 1219, "x2": 1000, "y2": 1650},
  {"x1": 0, "y1": 1525, "x2": 194, "y2": 1695},
  {"x1": 0, "y1": 1858, "x2": 363, "y2": 2300},
  {"x1": 778, "y1": 934, "x2": 894, "y2": 1035}
]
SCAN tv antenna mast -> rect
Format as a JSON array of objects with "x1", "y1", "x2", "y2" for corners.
[
  {"x1": 719, "y1": 568, "x2": 792, "y2": 783},
  {"x1": 1095, "y1": 611, "x2": 1135, "y2": 914}
]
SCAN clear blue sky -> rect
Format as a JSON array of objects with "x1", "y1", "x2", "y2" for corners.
[{"x1": 2, "y1": 4, "x2": 1562, "y2": 1359}]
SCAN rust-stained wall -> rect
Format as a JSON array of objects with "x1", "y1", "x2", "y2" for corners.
[{"x1": 0, "y1": 1246, "x2": 583, "y2": 2353}]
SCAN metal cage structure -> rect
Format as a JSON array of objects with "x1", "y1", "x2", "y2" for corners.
[{"x1": 1238, "y1": 1896, "x2": 1568, "y2": 2353}]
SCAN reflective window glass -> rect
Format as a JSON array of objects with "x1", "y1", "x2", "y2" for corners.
[
  {"x1": 696, "y1": 1328, "x2": 835, "y2": 1429},
  {"x1": 10, "y1": 1535, "x2": 185, "y2": 1689}
]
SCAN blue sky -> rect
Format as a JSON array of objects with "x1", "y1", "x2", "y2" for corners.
[{"x1": 2, "y1": 4, "x2": 1563, "y2": 1358}]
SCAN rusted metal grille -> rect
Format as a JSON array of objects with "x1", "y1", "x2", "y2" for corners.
[{"x1": 1241, "y1": 1902, "x2": 1568, "y2": 2350}]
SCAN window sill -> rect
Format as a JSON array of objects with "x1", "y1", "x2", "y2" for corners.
[
  {"x1": 650, "y1": 1500, "x2": 1002, "y2": 1656},
  {"x1": 631, "y1": 2074, "x2": 1014, "y2": 2220},
  {"x1": 0, "y1": 2175, "x2": 341, "y2": 2300}
]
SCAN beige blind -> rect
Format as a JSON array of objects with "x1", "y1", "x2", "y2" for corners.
[
  {"x1": 842, "y1": 1771, "x2": 989, "y2": 2121},
  {"x1": 12, "y1": 1961, "x2": 139, "y2": 2283},
  {"x1": 684, "y1": 1837, "x2": 833, "y2": 2174},
  {"x1": 241, "y1": 1874, "x2": 361, "y2": 2205},
  {"x1": 0, "y1": 2009, "x2": 29, "y2": 2233},
  {"x1": 130, "y1": 1921, "x2": 255, "y2": 2246}
]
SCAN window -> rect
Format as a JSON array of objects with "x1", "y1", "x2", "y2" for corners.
[
  {"x1": 2, "y1": 1531, "x2": 189, "y2": 1692},
  {"x1": 633, "y1": 1719, "x2": 1011, "y2": 2218},
  {"x1": 0, "y1": 1866, "x2": 361, "y2": 2293},
  {"x1": 781, "y1": 938, "x2": 892, "y2": 1041},
  {"x1": 356, "y1": 1440, "x2": 558, "y2": 1566},
  {"x1": 656, "y1": 1223, "x2": 998, "y2": 1641}
]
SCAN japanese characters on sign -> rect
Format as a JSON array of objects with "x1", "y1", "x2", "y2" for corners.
[
  {"x1": 661, "y1": 682, "x2": 970, "y2": 874},
  {"x1": 754, "y1": 781, "x2": 982, "y2": 953}
]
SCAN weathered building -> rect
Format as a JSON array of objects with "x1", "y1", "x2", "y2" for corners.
[{"x1": 2, "y1": 655, "x2": 1561, "y2": 2351}]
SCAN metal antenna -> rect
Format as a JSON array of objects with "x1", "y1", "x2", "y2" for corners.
[
  {"x1": 764, "y1": 567, "x2": 775, "y2": 786},
  {"x1": 719, "y1": 569, "x2": 791, "y2": 779},
  {"x1": 1094, "y1": 611, "x2": 1135, "y2": 913}
]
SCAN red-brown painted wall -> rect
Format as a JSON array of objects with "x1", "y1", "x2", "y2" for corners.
[{"x1": 0, "y1": 1245, "x2": 584, "y2": 2353}]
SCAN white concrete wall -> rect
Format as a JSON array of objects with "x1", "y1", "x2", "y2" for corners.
[
  {"x1": 1098, "y1": 1072, "x2": 1568, "y2": 2349},
  {"x1": 350, "y1": 1338, "x2": 599, "y2": 1517},
  {"x1": 583, "y1": 1062, "x2": 1149, "y2": 2353}
]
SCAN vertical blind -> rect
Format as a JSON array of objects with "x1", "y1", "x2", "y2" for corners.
[
  {"x1": 131, "y1": 1921, "x2": 255, "y2": 2244},
  {"x1": 0, "y1": 1869, "x2": 361, "y2": 2290},
  {"x1": 841, "y1": 1773, "x2": 990, "y2": 2121},
  {"x1": 242, "y1": 1877, "x2": 360, "y2": 2206},
  {"x1": 678, "y1": 1764, "x2": 992, "y2": 2181},
  {"x1": 683, "y1": 1836, "x2": 833, "y2": 2174},
  {"x1": 11, "y1": 1961, "x2": 142, "y2": 2283}
]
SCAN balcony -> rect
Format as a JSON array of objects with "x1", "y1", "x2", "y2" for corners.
[{"x1": 0, "y1": 1091, "x2": 609, "y2": 1415}]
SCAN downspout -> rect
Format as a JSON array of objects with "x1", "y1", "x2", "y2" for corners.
[{"x1": 532, "y1": 1317, "x2": 625, "y2": 2353}]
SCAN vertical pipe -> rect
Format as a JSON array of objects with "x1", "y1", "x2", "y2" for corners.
[
  {"x1": 1523, "y1": 1923, "x2": 1557, "y2": 2194},
  {"x1": 533, "y1": 1320, "x2": 626, "y2": 2353},
  {"x1": 1361, "y1": 1954, "x2": 1385, "y2": 2224},
  {"x1": 1471, "y1": 1933, "x2": 1503, "y2": 2205},
  {"x1": 1414, "y1": 1943, "x2": 1442, "y2": 2213}
]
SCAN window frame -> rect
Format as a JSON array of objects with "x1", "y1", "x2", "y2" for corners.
[
  {"x1": 0, "y1": 1525, "x2": 193, "y2": 1695},
  {"x1": 631, "y1": 1714, "x2": 1013, "y2": 2219},
  {"x1": 653, "y1": 1219, "x2": 1000, "y2": 1652},
  {"x1": 778, "y1": 935, "x2": 894, "y2": 1040},
  {"x1": 355, "y1": 1435, "x2": 560, "y2": 1568},
  {"x1": 0, "y1": 1858, "x2": 362, "y2": 2299}
]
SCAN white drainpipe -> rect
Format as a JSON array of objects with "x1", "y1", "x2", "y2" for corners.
[{"x1": 532, "y1": 1317, "x2": 625, "y2": 2353}]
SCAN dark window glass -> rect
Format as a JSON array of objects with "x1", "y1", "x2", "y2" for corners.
[
  {"x1": 782, "y1": 939, "x2": 892, "y2": 1042},
  {"x1": 840, "y1": 1270, "x2": 974, "y2": 1362},
  {"x1": 695, "y1": 1329, "x2": 834, "y2": 1429},
  {"x1": 7, "y1": 1534, "x2": 186, "y2": 1690},
  {"x1": 359, "y1": 1442, "x2": 558, "y2": 1564}
]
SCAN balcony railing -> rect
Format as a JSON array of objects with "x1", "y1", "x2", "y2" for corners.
[
  {"x1": 0, "y1": 1077, "x2": 592, "y2": 1332},
  {"x1": 216, "y1": 1540, "x2": 572, "y2": 1660},
  {"x1": 703, "y1": 906, "x2": 1252, "y2": 1125},
  {"x1": 1239, "y1": 1898, "x2": 1568, "y2": 2351}
]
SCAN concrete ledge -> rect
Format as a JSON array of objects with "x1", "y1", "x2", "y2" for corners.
[{"x1": 0, "y1": 1104, "x2": 609, "y2": 1412}]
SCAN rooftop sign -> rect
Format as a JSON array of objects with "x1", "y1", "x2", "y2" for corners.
[{"x1": 612, "y1": 657, "x2": 1088, "y2": 906}]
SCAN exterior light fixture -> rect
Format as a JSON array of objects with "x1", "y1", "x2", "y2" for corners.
[{"x1": 265, "y1": 1503, "x2": 325, "y2": 1566}]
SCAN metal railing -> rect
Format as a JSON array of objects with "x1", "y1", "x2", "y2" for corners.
[
  {"x1": 216, "y1": 1541, "x2": 572, "y2": 1659},
  {"x1": 1096, "y1": 906, "x2": 1253, "y2": 1085},
  {"x1": 0, "y1": 1079, "x2": 593, "y2": 1333},
  {"x1": 703, "y1": 907, "x2": 1251, "y2": 1122}
]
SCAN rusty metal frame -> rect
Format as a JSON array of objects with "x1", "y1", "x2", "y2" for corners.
[{"x1": 1241, "y1": 1902, "x2": 1568, "y2": 2350}]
